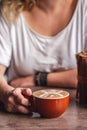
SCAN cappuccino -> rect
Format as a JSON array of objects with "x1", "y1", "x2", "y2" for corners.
[{"x1": 33, "y1": 89, "x2": 69, "y2": 99}]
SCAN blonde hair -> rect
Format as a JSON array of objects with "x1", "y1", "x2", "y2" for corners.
[{"x1": 1, "y1": 0, "x2": 37, "y2": 23}]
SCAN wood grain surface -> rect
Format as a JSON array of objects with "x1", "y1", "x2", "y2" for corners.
[{"x1": 0, "y1": 87, "x2": 87, "y2": 130}]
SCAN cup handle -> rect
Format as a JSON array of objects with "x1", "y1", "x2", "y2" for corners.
[
  {"x1": 29, "y1": 95, "x2": 37, "y2": 112},
  {"x1": 23, "y1": 94, "x2": 37, "y2": 112}
]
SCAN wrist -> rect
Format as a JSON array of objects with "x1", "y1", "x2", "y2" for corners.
[
  {"x1": 34, "y1": 72, "x2": 48, "y2": 87},
  {"x1": 0, "y1": 84, "x2": 14, "y2": 102}
]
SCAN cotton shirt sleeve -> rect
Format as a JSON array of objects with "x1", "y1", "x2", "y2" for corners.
[{"x1": 0, "y1": 10, "x2": 12, "y2": 67}]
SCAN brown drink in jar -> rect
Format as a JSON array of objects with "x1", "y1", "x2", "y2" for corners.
[{"x1": 76, "y1": 51, "x2": 87, "y2": 105}]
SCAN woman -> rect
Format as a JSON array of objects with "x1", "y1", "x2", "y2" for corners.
[{"x1": 0, "y1": 0, "x2": 87, "y2": 114}]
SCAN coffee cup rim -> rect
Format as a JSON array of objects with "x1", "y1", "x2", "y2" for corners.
[{"x1": 32, "y1": 89, "x2": 69, "y2": 99}]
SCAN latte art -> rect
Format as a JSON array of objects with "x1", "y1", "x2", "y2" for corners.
[{"x1": 33, "y1": 89, "x2": 69, "y2": 99}]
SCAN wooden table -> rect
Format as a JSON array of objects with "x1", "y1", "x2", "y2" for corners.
[{"x1": 0, "y1": 87, "x2": 87, "y2": 130}]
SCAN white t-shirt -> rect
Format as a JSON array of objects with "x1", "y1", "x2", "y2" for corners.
[{"x1": 0, "y1": 0, "x2": 87, "y2": 82}]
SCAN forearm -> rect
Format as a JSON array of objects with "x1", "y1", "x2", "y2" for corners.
[
  {"x1": 47, "y1": 69, "x2": 78, "y2": 88},
  {"x1": 9, "y1": 69, "x2": 78, "y2": 89},
  {"x1": 0, "y1": 76, "x2": 13, "y2": 102},
  {"x1": 0, "y1": 65, "x2": 13, "y2": 101}
]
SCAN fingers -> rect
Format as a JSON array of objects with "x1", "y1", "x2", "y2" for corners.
[
  {"x1": 5, "y1": 96, "x2": 16, "y2": 112},
  {"x1": 5, "y1": 99, "x2": 31, "y2": 114},
  {"x1": 13, "y1": 90, "x2": 28, "y2": 106},
  {"x1": 5, "y1": 88, "x2": 32, "y2": 114}
]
